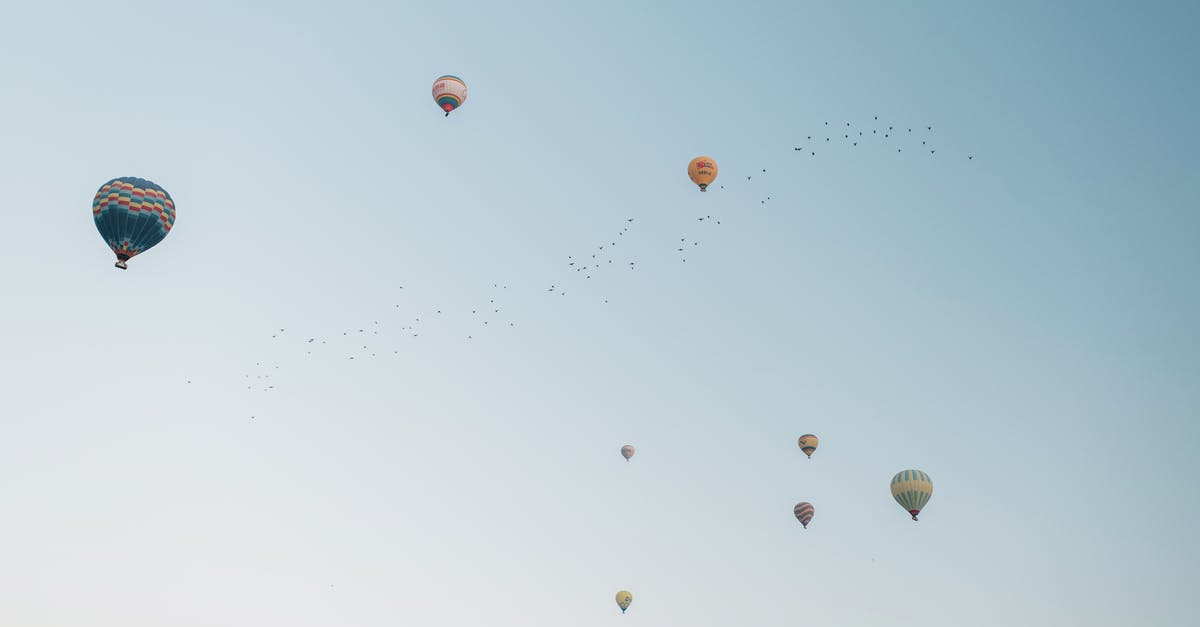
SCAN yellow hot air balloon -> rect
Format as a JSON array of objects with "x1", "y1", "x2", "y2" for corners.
[
  {"x1": 615, "y1": 590, "x2": 633, "y2": 613},
  {"x1": 688, "y1": 156, "x2": 718, "y2": 191},
  {"x1": 798, "y1": 434, "x2": 819, "y2": 458}
]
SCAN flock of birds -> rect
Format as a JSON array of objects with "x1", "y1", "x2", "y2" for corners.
[
  {"x1": 232, "y1": 114, "x2": 970, "y2": 382},
  {"x1": 792, "y1": 118, "x2": 972, "y2": 160}
]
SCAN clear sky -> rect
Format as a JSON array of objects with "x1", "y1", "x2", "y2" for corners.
[{"x1": 0, "y1": 1, "x2": 1197, "y2": 625}]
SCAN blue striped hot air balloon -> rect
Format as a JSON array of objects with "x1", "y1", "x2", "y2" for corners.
[
  {"x1": 890, "y1": 469, "x2": 933, "y2": 521},
  {"x1": 92, "y1": 177, "x2": 176, "y2": 269}
]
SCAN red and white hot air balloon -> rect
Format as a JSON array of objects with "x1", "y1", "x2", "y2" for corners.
[{"x1": 432, "y1": 75, "x2": 467, "y2": 117}]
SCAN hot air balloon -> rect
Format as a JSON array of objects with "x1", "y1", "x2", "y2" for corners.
[
  {"x1": 890, "y1": 469, "x2": 933, "y2": 521},
  {"x1": 92, "y1": 177, "x2": 176, "y2": 269},
  {"x1": 432, "y1": 75, "x2": 467, "y2": 116},
  {"x1": 793, "y1": 502, "x2": 814, "y2": 528},
  {"x1": 615, "y1": 590, "x2": 632, "y2": 614},
  {"x1": 620, "y1": 445, "x2": 635, "y2": 461},
  {"x1": 797, "y1": 434, "x2": 819, "y2": 458},
  {"x1": 688, "y1": 156, "x2": 718, "y2": 191}
]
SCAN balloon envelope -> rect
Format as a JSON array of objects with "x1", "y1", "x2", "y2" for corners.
[
  {"x1": 891, "y1": 469, "x2": 933, "y2": 520},
  {"x1": 620, "y1": 445, "x2": 635, "y2": 461},
  {"x1": 615, "y1": 590, "x2": 632, "y2": 613},
  {"x1": 432, "y1": 75, "x2": 467, "y2": 115},
  {"x1": 797, "y1": 434, "x2": 819, "y2": 458},
  {"x1": 92, "y1": 177, "x2": 176, "y2": 269},
  {"x1": 794, "y1": 502, "x2": 814, "y2": 528},
  {"x1": 688, "y1": 156, "x2": 718, "y2": 191}
]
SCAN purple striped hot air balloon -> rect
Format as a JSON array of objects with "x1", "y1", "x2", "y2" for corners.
[{"x1": 794, "y1": 502, "x2": 814, "y2": 528}]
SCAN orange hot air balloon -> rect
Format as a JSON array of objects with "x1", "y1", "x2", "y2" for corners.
[{"x1": 688, "y1": 156, "x2": 718, "y2": 191}]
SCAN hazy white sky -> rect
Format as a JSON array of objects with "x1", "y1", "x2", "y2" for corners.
[{"x1": 1, "y1": 1, "x2": 1197, "y2": 625}]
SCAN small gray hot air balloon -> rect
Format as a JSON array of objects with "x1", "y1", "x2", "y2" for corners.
[
  {"x1": 794, "y1": 502, "x2": 814, "y2": 528},
  {"x1": 620, "y1": 445, "x2": 635, "y2": 461}
]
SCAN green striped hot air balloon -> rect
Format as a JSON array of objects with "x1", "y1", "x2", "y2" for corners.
[{"x1": 890, "y1": 469, "x2": 933, "y2": 521}]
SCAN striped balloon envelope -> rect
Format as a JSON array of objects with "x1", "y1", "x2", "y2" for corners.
[
  {"x1": 432, "y1": 75, "x2": 467, "y2": 116},
  {"x1": 890, "y1": 469, "x2": 933, "y2": 521},
  {"x1": 797, "y1": 434, "x2": 819, "y2": 458},
  {"x1": 92, "y1": 177, "x2": 176, "y2": 269},
  {"x1": 793, "y1": 502, "x2": 814, "y2": 528}
]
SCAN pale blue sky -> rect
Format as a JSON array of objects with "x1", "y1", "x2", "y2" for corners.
[{"x1": 0, "y1": 1, "x2": 1197, "y2": 625}]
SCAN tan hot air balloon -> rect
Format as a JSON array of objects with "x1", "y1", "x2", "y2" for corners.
[
  {"x1": 798, "y1": 434, "x2": 819, "y2": 458},
  {"x1": 621, "y1": 445, "x2": 635, "y2": 461},
  {"x1": 688, "y1": 156, "x2": 718, "y2": 191},
  {"x1": 615, "y1": 590, "x2": 633, "y2": 613}
]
